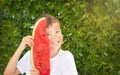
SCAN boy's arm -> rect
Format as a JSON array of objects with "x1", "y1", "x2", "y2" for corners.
[
  {"x1": 4, "y1": 36, "x2": 33, "y2": 75},
  {"x1": 4, "y1": 46, "x2": 25, "y2": 75}
]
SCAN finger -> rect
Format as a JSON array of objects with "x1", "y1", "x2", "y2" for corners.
[
  {"x1": 30, "y1": 68, "x2": 39, "y2": 75},
  {"x1": 31, "y1": 68, "x2": 39, "y2": 73},
  {"x1": 23, "y1": 37, "x2": 34, "y2": 46},
  {"x1": 25, "y1": 42, "x2": 30, "y2": 47},
  {"x1": 31, "y1": 68, "x2": 38, "y2": 71},
  {"x1": 26, "y1": 36, "x2": 33, "y2": 40},
  {"x1": 26, "y1": 36, "x2": 34, "y2": 45},
  {"x1": 27, "y1": 38, "x2": 34, "y2": 46},
  {"x1": 19, "y1": 36, "x2": 33, "y2": 48},
  {"x1": 23, "y1": 36, "x2": 33, "y2": 41},
  {"x1": 25, "y1": 40, "x2": 33, "y2": 47}
]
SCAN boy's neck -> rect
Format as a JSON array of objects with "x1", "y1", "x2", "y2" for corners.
[{"x1": 50, "y1": 49, "x2": 60, "y2": 58}]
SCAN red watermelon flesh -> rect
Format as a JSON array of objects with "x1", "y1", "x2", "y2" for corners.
[{"x1": 31, "y1": 17, "x2": 50, "y2": 75}]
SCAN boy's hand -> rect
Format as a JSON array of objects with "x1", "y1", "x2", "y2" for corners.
[
  {"x1": 30, "y1": 68, "x2": 40, "y2": 75},
  {"x1": 19, "y1": 36, "x2": 34, "y2": 51}
]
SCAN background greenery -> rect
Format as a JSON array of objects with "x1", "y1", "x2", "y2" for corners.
[{"x1": 0, "y1": 0, "x2": 120, "y2": 75}]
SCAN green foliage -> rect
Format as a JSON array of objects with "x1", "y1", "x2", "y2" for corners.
[{"x1": 0, "y1": 0, "x2": 120, "y2": 75}]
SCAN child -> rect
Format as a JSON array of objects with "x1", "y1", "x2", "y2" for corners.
[{"x1": 4, "y1": 14, "x2": 78, "y2": 75}]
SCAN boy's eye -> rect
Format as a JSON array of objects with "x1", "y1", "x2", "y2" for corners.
[
  {"x1": 47, "y1": 33, "x2": 50, "y2": 36},
  {"x1": 56, "y1": 31, "x2": 59, "y2": 33},
  {"x1": 47, "y1": 34, "x2": 49, "y2": 36},
  {"x1": 56, "y1": 30, "x2": 60, "y2": 33}
]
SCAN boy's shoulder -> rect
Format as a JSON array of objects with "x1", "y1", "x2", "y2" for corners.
[{"x1": 60, "y1": 49, "x2": 74, "y2": 59}]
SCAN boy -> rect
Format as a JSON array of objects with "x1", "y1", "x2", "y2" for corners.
[{"x1": 4, "y1": 14, "x2": 78, "y2": 75}]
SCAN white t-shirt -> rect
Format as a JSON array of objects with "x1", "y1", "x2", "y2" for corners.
[{"x1": 17, "y1": 49, "x2": 78, "y2": 75}]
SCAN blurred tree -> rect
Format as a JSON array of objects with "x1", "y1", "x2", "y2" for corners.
[{"x1": 0, "y1": 0, "x2": 120, "y2": 75}]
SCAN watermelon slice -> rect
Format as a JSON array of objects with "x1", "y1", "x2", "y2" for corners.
[{"x1": 31, "y1": 17, "x2": 50, "y2": 75}]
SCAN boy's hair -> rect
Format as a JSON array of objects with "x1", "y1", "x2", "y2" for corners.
[{"x1": 44, "y1": 14, "x2": 60, "y2": 27}]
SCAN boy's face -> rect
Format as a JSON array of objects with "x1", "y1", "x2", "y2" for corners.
[{"x1": 46, "y1": 22, "x2": 63, "y2": 51}]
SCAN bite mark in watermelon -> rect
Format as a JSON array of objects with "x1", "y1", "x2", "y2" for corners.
[{"x1": 31, "y1": 17, "x2": 50, "y2": 75}]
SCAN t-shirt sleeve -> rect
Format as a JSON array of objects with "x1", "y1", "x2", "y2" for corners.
[
  {"x1": 17, "y1": 51, "x2": 31, "y2": 74},
  {"x1": 62, "y1": 51, "x2": 78, "y2": 75}
]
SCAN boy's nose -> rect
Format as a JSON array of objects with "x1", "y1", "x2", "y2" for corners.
[
  {"x1": 48, "y1": 33, "x2": 57, "y2": 40},
  {"x1": 51, "y1": 32, "x2": 58, "y2": 37}
]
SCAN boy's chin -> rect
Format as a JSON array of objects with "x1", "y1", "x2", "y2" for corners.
[{"x1": 50, "y1": 46, "x2": 61, "y2": 51}]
